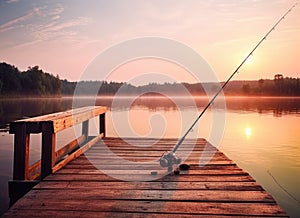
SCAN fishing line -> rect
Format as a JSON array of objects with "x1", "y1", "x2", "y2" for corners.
[{"x1": 267, "y1": 170, "x2": 300, "y2": 205}]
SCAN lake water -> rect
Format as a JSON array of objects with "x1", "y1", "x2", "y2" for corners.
[{"x1": 0, "y1": 96, "x2": 300, "y2": 217}]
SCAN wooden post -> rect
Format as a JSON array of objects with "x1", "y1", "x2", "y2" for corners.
[
  {"x1": 13, "y1": 123, "x2": 30, "y2": 180},
  {"x1": 99, "y1": 113, "x2": 105, "y2": 137},
  {"x1": 82, "y1": 120, "x2": 89, "y2": 140},
  {"x1": 41, "y1": 122, "x2": 56, "y2": 179}
]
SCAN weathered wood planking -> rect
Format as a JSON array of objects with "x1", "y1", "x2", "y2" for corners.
[
  {"x1": 9, "y1": 106, "x2": 106, "y2": 181},
  {"x1": 8, "y1": 106, "x2": 107, "y2": 206},
  {"x1": 10, "y1": 106, "x2": 107, "y2": 133},
  {"x1": 4, "y1": 138, "x2": 288, "y2": 217}
]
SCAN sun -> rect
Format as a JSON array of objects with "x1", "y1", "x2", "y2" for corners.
[{"x1": 245, "y1": 54, "x2": 254, "y2": 65}]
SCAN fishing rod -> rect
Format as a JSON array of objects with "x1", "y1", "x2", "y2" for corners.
[{"x1": 159, "y1": 3, "x2": 297, "y2": 172}]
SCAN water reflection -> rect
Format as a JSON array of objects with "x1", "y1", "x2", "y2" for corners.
[
  {"x1": 0, "y1": 98, "x2": 72, "y2": 130},
  {"x1": 220, "y1": 111, "x2": 300, "y2": 217},
  {"x1": 1, "y1": 96, "x2": 299, "y2": 130},
  {"x1": 244, "y1": 127, "x2": 252, "y2": 138},
  {"x1": 225, "y1": 97, "x2": 300, "y2": 116}
]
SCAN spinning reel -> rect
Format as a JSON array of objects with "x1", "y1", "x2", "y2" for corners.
[{"x1": 159, "y1": 151, "x2": 181, "y2": 172}]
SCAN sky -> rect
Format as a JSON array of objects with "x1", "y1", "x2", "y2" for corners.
[{"x1": 0, "y1": 0, "x2": 299, "y2": 84}]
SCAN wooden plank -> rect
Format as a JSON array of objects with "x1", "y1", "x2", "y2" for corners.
[
  {"x1": 89, "y1": 145, "x2": 216, "y2": 150},
  {"x1": 52, "y1": 134, "x2": 103, "y2": 173},
  {"x1": 66, "y1": 159, "x2": 235, "y2": 166},
  {"x1": 88, "y1": 148, "x2": 217, "y2": 152},
  {"x1": 28, "y1": 160, "x2": 41, "y2": 180},
  {"x1": 9, "y1": 121, "x2": 41, "y2": 134},
  {"x1": 10, "y1": 106, "x2": 104, "y2": 123},
  {"x1": 43, "y1": 173, "x2": 256, "y2": 182},
  {"x1": 41, "y1": 122, "x2": 56, "y2": 179},
  {"x1": 83, "y1": 150, "x2": 227, "y2": 157},
  {"x1": 3, "y1": 210, "x2": 270, "y2": 218},
  {"x1": 94, "y1": 141, "x2": 208, "y2": 147},
  {"x1": 9, "y1": 106, "x2": 107, "y2": 133},
  {"x1": 103, "y1": 137, "x2": 207, "y2": 142},
  {"x1": 54, "y1": 169, "x2": 247, "y2": 176},
  {"x1": 81, "y1": 152, "x2": 225, "y2": 158},
  {"x1": 97, "y1": 140, "x2": 208, "y2": 148},
  {"x1": 56, "y1": 164, "x2": 243, "y2": 172},
  {"x1": 97, "y1": 140, "x2": 207, "y2": 145},
  {"x1": 52, "y1": 106, "x2": 106, "y2": 133},
  {"x1": 72, "y1": 156, "x2": 230, "y2": 162},
  {"x1": 9, "y1": 199, "x2": 286, "y2": 216},
  {"x1": 94, "y1": 142, "x2": 208, "y2": 146},
  {"x1": 55, "y1": 135, "x2": 85, "y2": 163},
  {"x1": 22, "y1": 189, "x2": 275, "y2": 203},
  {"x1": 12, "y1": 123, "x2": 29, "y2": 180},
  {"x1": 90, "y1": 147, "x2": 213, "y2": 152},
  {"x1": 62, "y1": 164, "x2": 238, "y2": 170},
  {"x1": 34, "y1": 181, "x2": 263, "y2": 191}
]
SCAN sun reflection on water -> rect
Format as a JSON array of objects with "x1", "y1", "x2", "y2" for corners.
[{"x1": 245, "y1": 127, "x2": 252, "y2": 138}]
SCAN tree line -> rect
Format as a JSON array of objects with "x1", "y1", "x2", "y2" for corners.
[
  {"x1": 0, "y1": 62, "x2": 61, "y2": 96},
  {"x1": 239, "y1": 75, "x2": 300, "y2": 96},
  {"x1": 0, "y1": 62, "x2": 299, "y2": 96}
]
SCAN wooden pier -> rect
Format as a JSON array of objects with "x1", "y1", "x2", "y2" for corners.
[{"x1": 4, "y1": 107, "x2": 287, "y2": 217}]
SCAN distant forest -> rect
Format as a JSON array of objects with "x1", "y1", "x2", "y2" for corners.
[
  {"x1": 1, "y1": 62, "x2": 299, "y2": 97},
  {"x1": 0, "y1": 62, "x2": 61, "y2": 96}
]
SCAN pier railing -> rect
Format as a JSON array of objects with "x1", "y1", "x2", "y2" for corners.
[{"x1": 9, "y1": 106, "x2": 106, "y2": 203}]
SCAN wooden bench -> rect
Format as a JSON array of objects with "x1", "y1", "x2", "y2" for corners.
[{"x1": 8, "y1": 106, "x2": 107, "y2": 204}]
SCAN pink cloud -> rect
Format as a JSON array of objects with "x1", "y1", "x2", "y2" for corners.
[
  {"x1": 31, "y1": 16, "x2": 93, "y2": 41},
  {"x1": 0, "y1": 7, "x2": 40, "y2": 33},
  {"x1": 5, "y1": 0, "x2": 19, "y2": 3}
]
